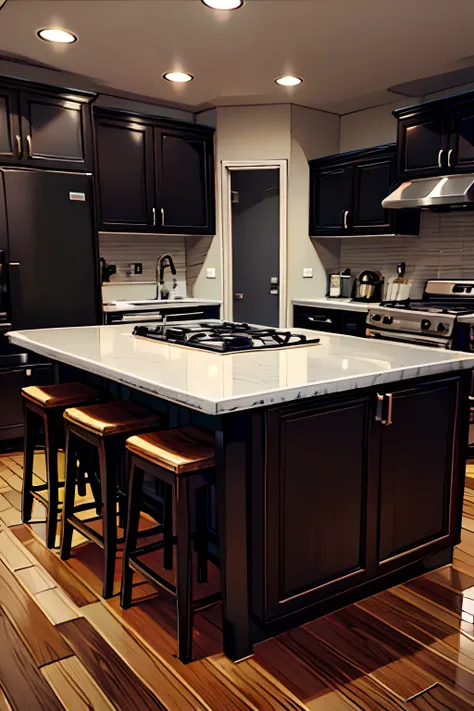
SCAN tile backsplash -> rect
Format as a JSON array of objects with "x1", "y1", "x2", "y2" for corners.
[
  {"x1": 98, "y1": 233, "x2": 187, "y2": 284},
  {"x1": 340, "y1": 211, "x2": 474, "y2": 299}
]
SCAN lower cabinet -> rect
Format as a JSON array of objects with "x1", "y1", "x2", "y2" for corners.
[
  {"x1": 0, "y1": 362, "x2": 53, "y2": 441},
  {"x1": 252, "y1": 374, "x2": 466, "y2": 623},
  {"x1": 293, "y1": 305, "x2": 368, "y2": 338},
  {"x1": 104, "y1": 304, "x2": 220, "y2": 325}
]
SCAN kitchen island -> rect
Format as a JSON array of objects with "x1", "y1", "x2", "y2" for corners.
[{"x1": 8, "y1": 324, "x2": 474, "y2": 661}]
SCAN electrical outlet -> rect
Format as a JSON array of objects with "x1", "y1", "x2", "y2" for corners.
[
  {"x1": 303, "y1": 268, "x2": 313, "y2": 278},
  {"x1": 130, "y1": 263, "x2": 143, "y2": 275},
  {"x1": 206, "y1": 267, "x2": 216, "y2": 279}
]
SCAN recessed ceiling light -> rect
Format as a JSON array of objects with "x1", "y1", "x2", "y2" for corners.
[
  {"x1": 163, "y1": 71, "x2": 194, "y2": 84},
  {"x1": 37, "y1": 28, "x2": 77, "y2": 44},
  {"x1": 201, "y1": 0, "x2": 244, "y2": 9},
  {"x1": 275, "y1": 75, "x2": 303, "y2": 87}
]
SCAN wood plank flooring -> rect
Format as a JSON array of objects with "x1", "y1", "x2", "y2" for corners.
[{"x1": 4, "y1": 451, "x2": 474, "y2": 709}]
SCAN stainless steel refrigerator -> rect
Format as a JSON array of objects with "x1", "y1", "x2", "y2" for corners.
[{"x1": 0, "y1": 168, "x2": 101, "y2": 441}]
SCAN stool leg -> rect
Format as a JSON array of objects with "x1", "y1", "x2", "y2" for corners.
[
  {"x1": 21, "y1": 406, "x2": 35, "y2": 525},
  {"x1": 76, "y1": 446, "x2": 87, "y2": 497},
  {"x1": 196, "y1": 486, "x2": 209, "y2": 584},
  {"x1": 60, "y1": 428, "x2": 77, "y2": 561},
  {"x1": 44, "y1": 413, "x2": 60, "y2": 549},
  {"x1": 163, "y1": 483, "x2": 173, "y2": 571},
  {"x1": 176, "y1": 476, "x2": 193, "y2": 663},
  {"x1": 87, "y1": 447, "x2": 102, "y2": 516},
  {"x1": 121, "y1": 462, "x2": 144, "y2": 609},
  {"x1": 100, "y1": 440, "x2": 118, "y2": 599}
]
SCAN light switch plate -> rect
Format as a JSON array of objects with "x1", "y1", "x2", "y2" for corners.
[
  {"x1": 303, "y1": 268, "x2": 313, "y2": 278},
  {"x1": 206, "y1": 267, "x2": 216, "y2": 279}
]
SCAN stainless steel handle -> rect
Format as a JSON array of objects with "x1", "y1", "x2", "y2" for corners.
[
  {"x1": 234, "y1": 293, "x2": 244, "y2": 300},
  {"x1": 375, "y1": 393, "x2": 385, "y2": 422},
  {"x1": 308, "y1": 316, "x2": 332, "y2": 324},
  {"x1": 448, "y1": 148, "x2": 454, "y2": 168},
  {"x1": 26, "y1": 135, "x2": 32, "y2": 158},
  {"x1": 15, "y1": 135, "x2": 22, "y2": 158},
  {"x1": 161, "y1": 208, "x2": 165, "y2": 226},
  {"x1": 385, "y1": 393, "x2": 393, "y2": 426},
  {"x1": 343, "y1": 210, "x2": 349, "y2": 230},
  {"x1": 152, "y1": 208, "x2": 156, "y2": 226},
  {"x1": 375, "y1": 393, "x2": 393, "y2": 425},
  {"x1": 438, "y1": 149, "x2": 444, "y2": 168},
  {"x1": 469, "y1": 395, "x2": 474, "y2": 402},
  {"x1": 164, "y1": 311, "x2": 204, "y2": 322}
]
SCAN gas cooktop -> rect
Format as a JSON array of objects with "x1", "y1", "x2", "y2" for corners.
[
  {"x1": 379, "y1": 298, "x2": 474, "y2": 316},
  {"x1": 133, "y1": 321, "x2": 320, "y2": 353}
]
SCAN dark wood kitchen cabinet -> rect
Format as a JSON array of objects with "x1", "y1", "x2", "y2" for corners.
[
  {"x1": 0, "y1": 78, "x2": 94, "y2": 171},
  {"x1": 94, "y1": 108, "x2": 216, "y2": 235},
  {"x1": 309, "y1": 145, "x2": 419, "y2": 237},
  {"x1": 95, "y1": 116, "x2": 154, "y2": 231},
  {"x1": 293, "y1": 305, "x2": 368, "y2": 338},
  {"x1": 252, "y1": 372, "x2": 468, "y2": 626},
  {"x1": 396, "y1": 92, "x2": 474, "y2": 178},
  {"x1": 377, "y1": 378, "x2": 459, "y2": 571}
]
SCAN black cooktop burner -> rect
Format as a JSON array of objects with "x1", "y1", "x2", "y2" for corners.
[
  {"x1": 133, "y1": 321, "x2": 320, "y2": 353},
  {"x1": 380, "y1": 298, "x2": 474, "y2": 316}
]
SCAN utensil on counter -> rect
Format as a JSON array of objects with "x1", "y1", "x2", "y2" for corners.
[
  {"x1": 385, "y1": 262, "x2": 411, "y2": 301},
  {"x1": 352, "y1": 270, "x2": 384, "y2": 302}
]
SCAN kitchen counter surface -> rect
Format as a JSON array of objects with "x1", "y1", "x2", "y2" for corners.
[
  {"x1": 103, "y1": 298, "x2": 222, "y2": 314},
  {"x1": 8, "y1": 324, "x2": 474, "y2": 415},
  {"x1": 293, "y1": 297, "x2": 378, "y2": 312}
]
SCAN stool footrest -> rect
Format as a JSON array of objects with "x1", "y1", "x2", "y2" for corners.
[
  {"x1": 69, "y1": 515, "x2": 105, "y2": 548},
  {"x1": 132, "y1": 536, "x2": 173, "y2": 558},
  {"x1": 31, "y1": 489, "x2": 63, "y2": 510}
]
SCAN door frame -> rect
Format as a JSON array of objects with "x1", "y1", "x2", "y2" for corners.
[{"x1": 221, "y1": 160, "x2": 288, "y2": 327}]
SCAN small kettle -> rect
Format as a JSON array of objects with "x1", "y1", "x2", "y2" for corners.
[{"x1": 353, "y1": 270, "x2": 384, "y2": 302}]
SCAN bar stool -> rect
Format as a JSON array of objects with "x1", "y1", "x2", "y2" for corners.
[
  {"x1": 60, "y1": 401, "x2": 161, "y2": 598},
  {"x1": 121, "y1": 426, "x2": 221, "y2": 663},
  {"x1": 21, "y1": 383, "x2": 100, "y2": 549}
]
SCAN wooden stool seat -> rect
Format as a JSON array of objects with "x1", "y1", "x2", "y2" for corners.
[
  {"x1": 22, "y1": 383, "x2": 99, "y2": 409},
  {"x1": 126, "y1": 427, "x2": 215, "y2": 474},
  {"x1": 121, "y1": 426, "x2": 219, "y2": 663},
  {"x1": 64, "y1": 402, "x2": 159, "y2": 437}
]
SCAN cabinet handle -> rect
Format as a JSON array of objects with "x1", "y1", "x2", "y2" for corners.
[
  {"x1": 15, "y1": 135, "x2": 22, "y2": 158},
  {"x1": 152, "y1": 208, "x2": 156, "y2": 226},
  {"x1": 385, "y1": 393, "x2": 393, "y2": 426},
  {"x1": 437, "y1": 149, "x2": 444, "y2": 168},
  {"x1": 308, "y1": 316, "x2": 332, "y2": 324},
  {"x1": 375, "y1": 392, "x2": 393, "y2": 425},
  {"x1": 448, "y1": 148, "x2": 454, "y2": 168},
  {"x1": 343, "y1": 210, "x2": 349, "y2": 230},
  {"x1": 161, "y1": 208, "x2": 165, "y2": 226},
  {"x1": 26, "y1": 135, "x2": 32, "y2": 158}
]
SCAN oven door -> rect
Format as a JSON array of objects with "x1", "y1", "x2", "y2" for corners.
[{"x1": 366, "y1": 327, "x2": 451, "y2": 349}]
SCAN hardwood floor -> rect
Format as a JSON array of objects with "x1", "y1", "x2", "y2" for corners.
[{"x1": 3, "y1": 452, "x2": 474, "y2": 709}]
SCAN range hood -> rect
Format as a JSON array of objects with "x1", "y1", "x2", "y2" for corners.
[{"x1": 382, "y1": 174, "x2": 474, "y2": 209}]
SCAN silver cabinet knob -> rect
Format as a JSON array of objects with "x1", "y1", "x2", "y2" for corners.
[{"x1": 234, "y1": 293, "x2": 244, "y2": 300}]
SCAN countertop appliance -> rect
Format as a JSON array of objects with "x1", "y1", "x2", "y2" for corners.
[
  {"x1": 133, "y1": 321, "x2": 320, "y2": 353},
  {"x1": 328, "y1": 268, "x2": 353, "y2": 298},
  {"x1": 366, "y1": 279, "x2": 474, "y2": 349},
  {"x1": 0, "y1": 168, "x2": 101, "y2": 441},
  {"x1": 353, "y1": 270, "x2": 384, "y2": 302}
]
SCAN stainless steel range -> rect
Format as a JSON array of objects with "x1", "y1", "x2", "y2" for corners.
[
  {"x1": 367, "y1": 280, "x2": 474, "y2": 350},
  {"x1": 133, "y1": 321, "x2": 321, "y2": 353}
]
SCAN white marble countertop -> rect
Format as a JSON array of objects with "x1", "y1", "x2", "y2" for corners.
[
  {"x1": 103, "y1": 298, "x2": 222, "y2": 314},
  {"x1": 293, "y1": 297, "x2": 378, "y2": 313},
  {"x1": 8, "y1": 324, "x2": 474, "y2": 415}
]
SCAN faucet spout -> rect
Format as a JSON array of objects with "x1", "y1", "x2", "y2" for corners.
[{"x1": 156, "y1": 254, "x2": 177, "y2": 300}]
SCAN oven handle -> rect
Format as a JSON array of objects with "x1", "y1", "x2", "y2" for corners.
[{"x1": 366, "y1": 328, "x2": 450, "y2": 348}]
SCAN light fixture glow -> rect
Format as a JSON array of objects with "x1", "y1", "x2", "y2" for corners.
[
  {"x1": 37, "y1": 28, "x2": 77, "y2": 44},
  {"x1": 201, "y1": 0, "x2": 244, "y2": 9},
  {"x1": 163, "y1": 71, "x2": 194, "y2": 84},
  {"x1": 275, "y1": 75, "x2": 303, "y2": 87}
]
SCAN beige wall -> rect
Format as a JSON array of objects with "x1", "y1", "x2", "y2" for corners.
[{"x1": 340, "y1": 98, "x2": 419, "y2": 153}]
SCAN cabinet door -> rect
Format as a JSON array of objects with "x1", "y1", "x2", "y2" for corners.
[
  {"x1": 255, "y1": 395, "x2": 375, "y2": 622},
  {"x1": 20, "y1": 91, "x2": 91, "y2": 170},
  {"x1": 377, "y1": 378, "x2": 459, "y2": 571},
  {"x1": 0, "y1": 364, "x2": 53, "y2": 441},
  {"x1": 155, "y1": 128, "x2": 215, "y2": 235},
  {"x1": 351, "y1": 158, "x2": 393, "y2": 234},
  {"x1": 449, "y1": 102, "x2": 474, "y2": 172},
  {"x1": 309, "y1": 166, "x2": 353, "y2": 236},
  {"x1": 397, "y1": 110, "x2": 448, "y2": 178},
  {"x1": 95, "y1": 117, "x2": 155, "y2": 231},
  {"x1": 0, "y1": 88, "x2": 21, "y2": 164},
  {"x1": 293, "y1": 306, "x2": 344, "y2": 333}
]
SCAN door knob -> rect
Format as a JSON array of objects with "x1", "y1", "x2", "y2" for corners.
[{"x1": 234, "y1": 293, "x2": 244, "y2": 300}]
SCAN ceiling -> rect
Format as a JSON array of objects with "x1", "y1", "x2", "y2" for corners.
[{"x1": 1, "y1": 0, "x2": 474, "y2": 114}]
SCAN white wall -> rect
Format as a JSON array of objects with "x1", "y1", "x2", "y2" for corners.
[
  {"x1": 340, "y1": 98, "x2": 420, "y2": 153},
  {"x1": 288, "y1": 106, "x2": 340, "y2": 317}
]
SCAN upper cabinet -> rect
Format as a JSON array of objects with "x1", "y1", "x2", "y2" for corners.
[
  {"x1": 309, "y1": 145, "x2": 419, "y2": 238},
  {"x1": 396, "y1": 92, "x2": 474, "y2": 179},
  {"x1": 94, "y1": 109, "x2": 216, "y2": 236},
  {"x1": 0, "y1": 79, "x2": 93, "y2": 171}
]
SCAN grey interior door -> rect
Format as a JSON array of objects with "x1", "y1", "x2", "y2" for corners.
[{"x1": 231, "y1": 169, "x2": 280, "y2": 326}]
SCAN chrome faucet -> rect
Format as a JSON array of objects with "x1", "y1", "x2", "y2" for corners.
[{"x1": 156, "y1": 254, "x2": 177, "y2": 300}]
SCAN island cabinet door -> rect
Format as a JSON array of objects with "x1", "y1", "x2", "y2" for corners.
[
  {"x1": 376, "y1": 376, "x2": 464, "y2": 575},
  {"x1": 253, "y1": 394, "x2": 377, "y2": 623}
]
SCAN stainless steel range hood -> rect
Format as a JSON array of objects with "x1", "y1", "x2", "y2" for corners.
[{"x1": 382, "y1": 174, "x2": 474, "y2": 209}]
